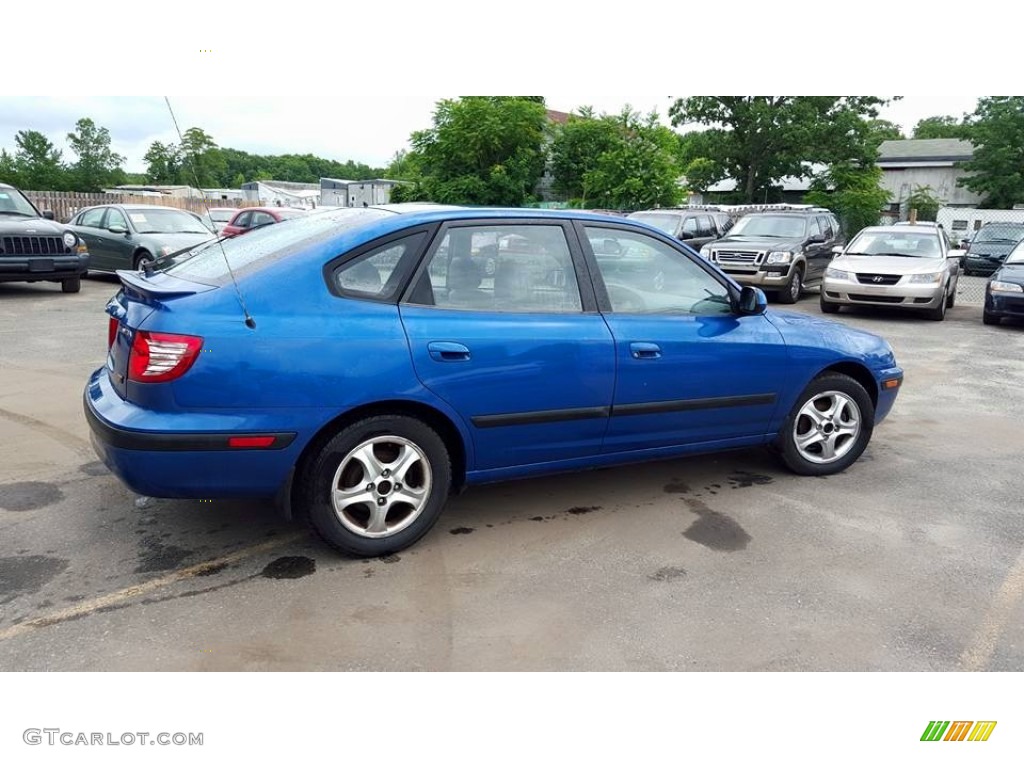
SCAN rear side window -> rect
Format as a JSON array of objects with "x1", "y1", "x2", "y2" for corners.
[
  {"x1": 161, "y1": 207, "x2": 395, "y2": 284},
  {"x1": 333, "y1": 232, "x2": 428, "y2": 302}
]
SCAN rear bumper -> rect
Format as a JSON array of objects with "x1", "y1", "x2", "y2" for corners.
[
  {"x1": 0, "y1": 253, "x2": 89, "y2": 281},
  {"x1": 84, "y1": 367, "x2": 303, "y2": 499}
]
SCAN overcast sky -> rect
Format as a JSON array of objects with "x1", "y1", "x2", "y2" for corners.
[{"x1": 0, "y1": 95, "x2": 985, "y2": 176}]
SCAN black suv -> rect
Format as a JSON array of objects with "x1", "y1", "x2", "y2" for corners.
[
  {"x1": 699, "y1": 207, "x2": 843, "y2": 303},
  {"x1": 962, "y1": 221, "x2": 1024, "y2": 276},
  {"x1": 627, "y1": 208, "x2": 732, "y2": 250},
  {"x1": 0, "y1": 183, "x2": 89, "y2": 292}
]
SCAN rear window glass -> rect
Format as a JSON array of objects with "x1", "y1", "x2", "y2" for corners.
[{"x1": 159, "y1": 207, "x2": 395, "y2": 284}]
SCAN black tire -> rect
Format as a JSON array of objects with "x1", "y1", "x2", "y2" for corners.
[
  {"x1": 924, "y1": 291, "x2": 947, "y2": 321},
  {"x1": 776, "y1": 373, "x2": 875, "y2": 477},
  {"x1": 297, "y1": 415, "x2": 452, "y2": 557},
  {"x1": 133, "y1": 251, "x2": 153, "y2": 271},
  {"x1": 61, "y1": 277, "x2": 81, "y2": 293},
  {"x1": 819, "y1": 295, "x2": 840, "y2": 314},
  {"x1": 946, "y1": 285, "x2": 956, "y2": 308},
  {"x1": 777, "y1": 265, "x2": 803, "y2": 304},
  {"x1": 983, "y1": 311, "x2": 1000, "y2": 326}
]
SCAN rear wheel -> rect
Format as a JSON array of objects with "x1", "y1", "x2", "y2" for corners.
[
  {"x1": 297, "y1": 415, "x2": 452, "y2": 557},
  {"x1": 61, "y1": 277, "x2": 81, "y2": 293},
  {"x1": 777, "y1": 265, "x2": 804, "y2": 304},
  {"x1": 777, "y1": 373, "x2": 874, "y2": 476}
]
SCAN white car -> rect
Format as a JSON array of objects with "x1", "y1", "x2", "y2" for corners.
[{"x1": 820, "y1": 224, "x2": 964, "y2": 320}]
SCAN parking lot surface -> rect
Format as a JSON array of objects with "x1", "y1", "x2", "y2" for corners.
[{"x1": 0, "y1": 275, "x2": 1021, "y2": 671}]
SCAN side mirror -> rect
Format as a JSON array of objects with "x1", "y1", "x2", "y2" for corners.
[
  {"x1": 807, "y1": 233, "x2": 827, "y2": 244},
  {"x1": 679, "y1": 232, "x2": 694, "y2": 241},
  {"x1": 831, "y1": 246, "x2": 844, "y2": 255},
  {"x1": 737, "y1": 286, "x2": 768, "y2": 315},
  {"x1": 108, "y1": 224, "x2": 128, "y2": 235},
  {"x1": 947, "y1": 249, "x2": 965, "y2": 259},
  {"x1": 43, "y1": 210, "x2": 55, "y2": 220}
]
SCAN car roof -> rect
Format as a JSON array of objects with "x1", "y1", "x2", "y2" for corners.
[{"x1": 858, "y1": 226, "x2": 942, "y2": 235}]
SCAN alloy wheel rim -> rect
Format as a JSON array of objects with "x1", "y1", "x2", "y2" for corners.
[
  {"x1": 330, "y1": 435, "x2": 432, "y2": 538},
  {"x1": 792, "y1": 390, "x2": 861, "y2": 464}
]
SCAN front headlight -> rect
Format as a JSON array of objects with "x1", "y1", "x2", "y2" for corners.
[
  {"x1": 62, "y1": 232, "x2": 77, "y2": 248},
  {"x1": 766, "y1": 251, "x2": 792, "y2": 264},
  {"x1": 909, "y1": 272, "x2": 942, "y2": 284},
  {"x1": 158, "y1": 245, "x2": 174, "y2": 257},
  {"x1": 699, "y1": 246, "x2": 711, "y2": 258},
  {"x1": 825, "y1": 267, "x2": 850, "y2": 280},
  {"x1": 989, "y1": 280, "x2": 1024, "y2": 293}
]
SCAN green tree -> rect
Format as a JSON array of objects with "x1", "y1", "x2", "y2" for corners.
[
  {"x1": 402, "y1": 97, "x2": 548, "y2": 205},
  {"x1": 913, "y1": 115, "x2": 965, "y2": 139},
  {"x1": 958, "y1": 97, "x2": 1024, "y2": 209},
  {"x1": 906, "y1": 184, "x2": 942, "y2": 221},
  {"x1": 0, "y1": 149, "x2": 21, "y2": 187},
  {"x1": 548, "y1": 107, "x2": 621, "y2": 200},
  {"x1": 177, "y1": 127, "x2": 224, "y2": 187},
  {"x1": 866, "y1": 119, "x2": 905, "y2": 144},
  {"x1": 66, "y1": 118, "x2": 127, "y2": 192},
  {"x1": 13, "y1": 130, "x2": 67, "y2": 189},
  {"x1": 668, "y1": 97, "x2": 893, "y2": 201},
  {"x1": 577, "y1": 109, "x2": 683, "y2": 210},
  {"x1": 805, "y1": 163, "x2": 889, "y2": 236},
  {"x1": 143, "y1": 141, "x2": 180, "y2": 183}
]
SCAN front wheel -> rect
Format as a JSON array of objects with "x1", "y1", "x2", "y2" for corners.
[
  {"x1": 777, "y1": 265, "x2": 804, "y2": 304},
  {"x1": 925, "y1": 291, "x2": 947, "y2": 321},
  {"x1": 297, "y1": 415, "x2": 452, "y2": 557},
  {"x1": 61, "y1": 277, "x2": 81, "y2": 293},
  {"x1": 819, "y1": 295, "x2": 839, "y2": 314},
  {"x1": 776, "y1": 373, "x2": 875, "y2": 476},
  {"x1": 983, "y1": 311, "x2": 1000, "y2": 326},
  {"x1": 133, "y1": 251, "x2": 153, "y2": 271}
]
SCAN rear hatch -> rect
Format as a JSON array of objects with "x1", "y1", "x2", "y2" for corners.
[{"x1": 105, "y1": 270, "x2": 214, "y2": 401}]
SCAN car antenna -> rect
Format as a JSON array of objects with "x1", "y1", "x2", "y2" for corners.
[{"x1": 163, "y1": 96, "x2": 256, "y2": 329}]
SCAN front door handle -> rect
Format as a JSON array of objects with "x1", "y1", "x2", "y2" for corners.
[
  {"x1": 629, "y1": 342, "x2": 661, "y2": 359},
  {"x1": 427, "y1": 341, "x2": 471, "y2": 362}
]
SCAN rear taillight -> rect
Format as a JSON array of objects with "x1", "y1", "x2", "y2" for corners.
[
  {"x1": 128, "y1": 331, "x2": 203, "y2": 383},
  {"x1": 108, "y1": 316, "x2": 118, "y2": 349}
]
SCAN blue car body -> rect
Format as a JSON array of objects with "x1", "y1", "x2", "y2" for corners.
[{"x1": 85, "y1": 206, "x2": 902, "y2": 524}]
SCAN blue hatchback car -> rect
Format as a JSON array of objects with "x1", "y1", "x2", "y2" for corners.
[{"x1": 85, "y1": 205, "x2": 904, "y2": 556}]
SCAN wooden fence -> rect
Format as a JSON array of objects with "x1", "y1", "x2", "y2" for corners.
[{"x1": 22, "y1": 191, "x2": 259, "y2": 223}]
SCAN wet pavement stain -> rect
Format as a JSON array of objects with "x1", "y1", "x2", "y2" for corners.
[
  {"x1": 261, "y1": 556, "x2": 316, "y2": 579},
  {"x1": 363, "y1": 568, "x2": 374, "y2": 579},
  {"x1": 0, "y1": 556, "x2": 69, "y2": 604},
  {"x1": 682, "y1": 499, "x2": 751, "y2": 552},
  {"x1": 194, "y1": 562, "x2": 228, "y2": 577},
  {"x1": 450, "y1": 527, "x2": 474, "y2": 535},
  {"x1": 529, "y1": 516, "x2": 545, "y2": 522},
  {"x1": 63, "y1": 594, "x2": 86, "y2": 603},
  {"x1": 566, "y1": 506, "x2": 602, "y2": 516},
  {"x1": 649, "y1": 566, "x2": 688, "y2": 582},
  {"x1": 727, "y1": 471, "x2": 774, "y2": 489},
  {"x1": 134, "y1": 538, "x2": 194, "y2": 574},
  {"x1": 379, "y1": 554, "x2": 401, "y2": 564},
  {"x1": 78, "y1": 461, "x2": 110, "y2": 477},
  {"x1": 664, "y1": 481, "x2": 690, "y2": 494},
  {"x1": 0, "y1": 482, "x2": 65, "y2": 512}
]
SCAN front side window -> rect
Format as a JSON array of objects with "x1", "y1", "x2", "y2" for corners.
[
  {"x1": 106, "y1": 208, "x2": 128, "y2": 231},
  {"x1": 585, "y1": 226, "x2": 733, "y2": 315},
  {"x1": 408, "y1": 224, "x2": 582, "y2": 313}
]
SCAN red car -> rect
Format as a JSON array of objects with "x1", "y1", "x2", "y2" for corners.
[{"x1": 221, "y1": 207, "x2": 308, "y2": 237}]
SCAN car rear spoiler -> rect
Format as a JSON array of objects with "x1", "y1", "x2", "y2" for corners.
[{"x1": 116, "y1": 270, "x2": 215, "y2": 301}]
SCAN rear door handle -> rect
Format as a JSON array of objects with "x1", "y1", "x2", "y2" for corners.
[
  {"x1": 629, "y1": 342, "x2": 661, "y2": 359},
  {"x1": 427, "y1": 341, "x2": 471, "y2": 362}
]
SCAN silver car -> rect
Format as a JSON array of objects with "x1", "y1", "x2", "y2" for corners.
[{"x1": 820, "y1": 224, "x2": 963, "y2": 320}]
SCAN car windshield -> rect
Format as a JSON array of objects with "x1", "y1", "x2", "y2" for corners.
[
  {"x1": 210, "y1": 210, "x2": 235, "y2": 223},
  {"x1": 729, "y1": 215, "x2": 806, "y2": 238},
  {"x1": 160, "y1": 207, "x2": 395, "y2": 284},
  {"x1": 846, "y1": 231, "x2": 941, "y2": 258},
  {"x1": 1004, "y1": 240, "x2": 1024, "y2": 265},
  {"x1": 0, "y1": 187, "x2": 41, "y2": 217},
  {"x1": 126, "y1": 208, "x2": 212, "y2": 234},
  {"x1": 627, "y1": 212, "x2": 682, "y2": 235},
  {"x1": 973, "y1": 225, "x2": 1024, "y2": 244}
]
